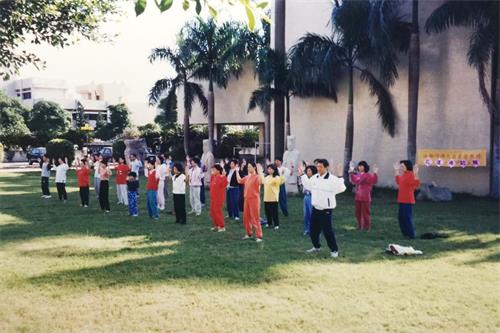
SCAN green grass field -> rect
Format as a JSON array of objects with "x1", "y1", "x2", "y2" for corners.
[{"x1": 0, "y1": 171, "x2": 498, "y2": 333}]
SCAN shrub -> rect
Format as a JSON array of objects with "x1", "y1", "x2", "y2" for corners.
[
  {"x1": 112, "y1": 140, "x2": 126, "y2": 160},
  {"x1": 46, "y1": 138, "x2": 75, "y2": 165},
  {"x1": 61, "y1": 129, "x2": 87, "y2": 149}
]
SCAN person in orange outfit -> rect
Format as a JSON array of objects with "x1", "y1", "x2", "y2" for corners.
[
  {"x1": 236, "y1": 162, "x2": 263, "y2": 242},
  {"x1": 394, "y1": 160, "x2": 421, "y2": 239},
  {"x1": 210, "y1": 164, "x2": 228, "y2": 232}
]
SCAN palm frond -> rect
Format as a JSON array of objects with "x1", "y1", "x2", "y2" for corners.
[
  {"x1": 186, "y1": 82, "x2": 208, "y2": 117},
  {"x1": 425, "y1": 1, "x2": 494, "y2": 34},
  {"x1": 358, "y1": 68, "x2": 397, "y2": 136},
  {"x1": 148, "y1": 76, "x2": 180, "y2": 105},
  {"x1": 248, "y1": 86, "x2": 281, "y2": 113}
]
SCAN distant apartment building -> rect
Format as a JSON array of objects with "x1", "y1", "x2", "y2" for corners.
[{"x1": 2, "y1": 78, "x2": 128, "y2": 128}]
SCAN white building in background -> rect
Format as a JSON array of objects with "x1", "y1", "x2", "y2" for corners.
[{"x1": 2, "y1": 78, "x2": 129, "y2": 128}]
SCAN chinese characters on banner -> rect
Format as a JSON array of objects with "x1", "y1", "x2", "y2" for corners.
[{"x1": 417, "y1": 149, "x2": 487, "y2": 168}]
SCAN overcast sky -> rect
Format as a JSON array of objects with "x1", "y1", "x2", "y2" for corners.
[{"x1": 13, "y1": 1, "x2": 249, "y2": 125}]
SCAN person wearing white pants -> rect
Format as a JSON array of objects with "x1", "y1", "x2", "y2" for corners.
[
  {"x1": 186, "y1": 157, "x2": 204, "y2": 216},
  {"x1": 115, "y1": 157, "x2": 130, "y2": 206},
  {"x1": 157, "y1": 156, "x2": 169, "y2": 210}
]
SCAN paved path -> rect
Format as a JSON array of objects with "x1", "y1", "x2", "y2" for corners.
[{"x1": 0, "y1": 162, "x2": 40, "y2": 173}]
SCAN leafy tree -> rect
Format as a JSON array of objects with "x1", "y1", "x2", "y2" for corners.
[
  {"x1": 29, "y1": 101, "x2": 71, "y2": 146},
  {"x1": 46, "y1": 138, "x2": 75, "y2": 164},
  {"x1": 178, "y1": 18, "x2": 259, "y2": 152},
  {"x1": 289, "y1": 0, "x2": 410, "y2": 178},
  {"x1": 0, "y1": 0, "x2": 120, "y2": 80},
  {"x1": 108, "y1": 103, "x2": 131, "y2": 135},
  {"x1": 0, "y1": 91, "x2": 31, "y2": 148},
  {"x1": 425, "y1": 0, "x2": 499, "y2": 198},
  {"x1": 149, "y1": 47, "x2": 208, "y2": 155},
  {"x1": 155, "y1": 93, "x2": 179, "y2": 129},
  {"x1": 134, "y1": 0, "x2": 270, "y2": 31},
  {"x1": 138, "y1": 123, "x2": 162, "y2": 148}
]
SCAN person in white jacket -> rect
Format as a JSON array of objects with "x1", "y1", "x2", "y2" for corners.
[
  {"x1": 302, "y1": 159, "x2": 346, "y2": 258},
  {"x1": 53, "y1": 157, "x2": 69, "y2": 202}
]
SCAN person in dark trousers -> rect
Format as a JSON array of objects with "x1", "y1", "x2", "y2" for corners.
[
  {"x1": 303, "y1": 159, "x2": 346, "y2": 258},
  {"x1": 39, "y1": 154, "x2": 52, "y2": 198},
  {"x1": 172, "y1": 163, "x2": 187, "y2": 224},
  {"x1": 75, "y1": 157, "x2": 91, "y2": 207},
  {"x1": 127, "y1": 172, "x2": 139, "y2": 217},
  {"x1": 275, "y1": 157, "x2": 291, "y2": 216},
  {"x1": 226, "y1": 159, "x2": 242, "y2": 220},
  {"x1": 260, "y1": 163, "x2": 285, "y2": 230},
  {"x1": 394, "y1": 160, "x2": 421, "y2": 239},
  {"x1": 53, "y1": 157, "x2": 69, "y2": 202},
  {"x1": 98, "y1": 160, "x2": 112, "y2": 213}
]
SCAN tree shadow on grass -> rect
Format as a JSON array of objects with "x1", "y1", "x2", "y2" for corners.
[{"x1": 0, "y1": 172, "x2": 498, "y2": 288}]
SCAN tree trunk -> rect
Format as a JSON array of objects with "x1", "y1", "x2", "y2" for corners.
[
  {"x1": 489, "y1": 3, "x2": 499, "y2": 198},
  {"x1": 285, "y1": 94, "x2": 291, "y2": 139},
  {"x1": 343, "y1": 65, "x2": 354, "y2": 180},
  {"x1": 207, "y1": 74, "x2": 215, "y2": 153},
  {"x1": 264, "y1": 103, "x2": 271, "y2": 159},
  {"x1": 407, "y1": 0, "x2": 420, "y2": 164},
  {"x1": 183, "y1": 108, "x2": 190, "y2": 156},
  {"x1": 273, "y1": 0, "x2": 286, "y2": 159}
]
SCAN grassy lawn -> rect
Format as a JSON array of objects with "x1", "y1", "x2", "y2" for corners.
[{"x1": 0, "y1": 171, "x2": 498, "y2": 333}]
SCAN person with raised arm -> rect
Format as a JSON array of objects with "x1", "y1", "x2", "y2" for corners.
[
  {"x1": 298, "y1": 164, "x2": 318, "y2": 236},
  {"x1": 144, "y1": 157, "x2": 160, "y2": 220},
  {"x1": 39, "y1": 154, "x2": 52, "y2": 199},
  {"x1": 349, "y1": 161, "x2": 378, "y2": 231},
  {"x1": 275, "y1": 157, "x2": 292, "y2": 216},
  {"x1": 305, "y1": 159, "x2": 346, "y2": 258},
  {"x1": 394, "y1": 160, "x2": 421, "y2": 239},
  {"x1": 236, "y1": 162, "x2": 263, "y2": 242},
  {"x1": 114, "y1": 156, "x2": 130, "y2": 206},
  {"x1": 53, "y1": 157, "x2": 69, "y2": 203},
  {"x1": 75, "y1": 157, "x2": 91, "y2": 207},
  {"x1": 209, "y1": 164, "x2": 228, "y2": 232},
  {"x1": 260, "y1": 163, "x2": 285, "y2": 230},
  {"x1": 98, "y1": 160, "x2": 112, "y2": 213}
]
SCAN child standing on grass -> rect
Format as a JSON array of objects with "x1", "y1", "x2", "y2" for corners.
[
  {"x1": 260, "y1": 164, "x2": 285, "y2": 230},
  {"x1": 349, "y1": 161, "x2": 378, "y2": 231},
  {"x1": 75, "y1": 157, "x2": 91, "y2": 207},
  {"x1": 127, "y1": 172, "x2": 139, "y2": 217},
  {"x1": 172, "y1": 163, "x2": 187, "y2": 224},
  {"x1": 39, "y1": 154, "x2": 52, "y2": 199},
  {"x1": 99, "y1": 160, "x2": 112, "y2": 213},
  {"x1": 145, "y1": 158, "x2": 160, "y2": 220},
  {"x1": 394, "y1": 160, "x2": 420, "y2": 239},
  {"x1": 236, "y1": 162, "x2": 263, "y2": 242},
  {"x1": 115, "y1": 156, "x2": 130, "y2": 206},
  {"x1": 209, "y1": 164, "x2": 228, "y2": 232},
  {"x1": 53, "y1": 157, "x2": 69, "y2": 203},
  {"x1": 298, "y1": 164, "x2": 318, "y2": 236}
]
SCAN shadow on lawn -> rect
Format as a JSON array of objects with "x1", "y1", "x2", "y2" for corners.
[{"x1": 0, "y1": 172, "x2": 498, "y2": 288}]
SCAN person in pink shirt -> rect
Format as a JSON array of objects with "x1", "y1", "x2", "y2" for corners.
[
  {"x1": 349, "y1": 161, "x2": 378, "y2": 230},
  {"x1": 236, "y1": 162, "x2": 263, "y2": 242}
]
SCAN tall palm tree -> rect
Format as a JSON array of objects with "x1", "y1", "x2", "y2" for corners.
[
  {"x1": 249, "y1": 48, "x2": 293, "y2": 147},
  {"x1": 407, "y1": 0, "x2": 420, "y2": 164},
  {"x1": 425, "y1": 0, "x2": 499, "y2": 198},
  {"x1": 178, "y1": 18, "x2": 257, "y2": 153},
  {"x1": 289, "y1": 0, "x2": 410, "y2": 178},
  {"x1": 148, "y1": 47, "x2": 208, "y2": 155}
]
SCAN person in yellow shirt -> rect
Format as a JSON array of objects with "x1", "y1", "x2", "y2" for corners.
[{"x1": 259, "y1": 163, "x2": 285, "y2": 230}]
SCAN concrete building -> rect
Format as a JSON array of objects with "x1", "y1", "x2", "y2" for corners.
[
  {"x1": 2, "y1": 78, "x2": 130, "y2": 128},
  {"x1": 178, "y1": 0, "x2": 492, "y2": 195}
]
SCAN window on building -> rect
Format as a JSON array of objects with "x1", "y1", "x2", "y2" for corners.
[
  {"x1": 22, "y1": 92, "x2": 31, "y2": 100},
  {"x1": 16, "y1": 93, "x2": 20, "y2": 97},
  {"x1": 96, "y1": 95, "x2": 100, "y2": 100},
  {"x1": 22, "y1": 88, "x2": 30, "y2": 91}
]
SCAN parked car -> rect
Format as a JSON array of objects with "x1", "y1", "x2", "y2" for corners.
[
  {"x1": 27, "y1": 147, "x2": 46, "y2": 165},
  {"x1": 99, "y1": 147, "x2": 113, "y2": 160}
]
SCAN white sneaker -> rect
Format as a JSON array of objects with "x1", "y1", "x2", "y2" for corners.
[
  {"x1": 217, "y1": 228, "x2": 226, "y2": 232},
  {"x1": 210, "y1": 227, "x2": 217, "y2": 231},
  {"x1": 274, "y1": 226, "x2": 279, "y2": 230},
  {"x1": 255, "y1": 238, "x2": 263, "y2": 243},
  {"x1": 84, "y1": 205, "x2": 88, "y2": 208},
  {"x1": 234, "y1": 217, "x2": 240, "y2": 221},
  {"x1": 331, "y1": 251, "x2": 339, "y2": 258},
  {"x1": 306, "y1": 247, "x2": 321, "y2": 253},
  {"x1": 45, "y1": 195, "x2": 51, "y2": 199},
  {"x1": 242, "y1": 235, "x2": 252, "y2": 240}
]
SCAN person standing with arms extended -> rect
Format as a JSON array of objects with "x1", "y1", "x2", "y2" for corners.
[
  {"x1": 144, "y1": 157, "x2": 160, "y2": 220},
  {"x1": 186, "y1": 157, "x2": 203, "y2": 216},
  {"x1": 226, "y1": 159, "x2": 241, "y2": 221},
  {"x1": 99, "y1": 160, "x2": 112, "y2": 213},
  {"x1": 260, "y1": 164, "x2": 285, "y2": 230},
  {"x1": 53, "y1": 157, "x2": 69, "y2": 203},
  {"x1": 39, "y1": 154, "x2": 52, "y2": 199},
  {"x1": 394, "y1": 160, "x2": 420, "y2": 239},
  {"x1": 305, "y1": 159, "x2": 346, "y2": 258},
  {"x1": 114, "y1": 156, "x2": 130, "y2": 206},
  {"x1": 236, "y1": 162, "x2": 263, "y2": 242},
  {"x1": 349, "y1": 161, "x2": 378, "y2": 231},
  {"x1": 75, "y1": 157, "x2": 91, "y2": 207},
  {"x1": 209, "y1": 164, "x2": 228, "y2": 232},
  {"x1": 275, "y1": 158, "x2": 292, "y2": 217}
]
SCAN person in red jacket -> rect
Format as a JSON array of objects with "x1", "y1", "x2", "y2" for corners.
[
  {"x1": 145, "y1": 157, "x2": 160, "y2": 220},
  {"x1": 210, "y1": 164, "x2": 228, "y2": 232},
  {"x1": 349, "y1": 161, "x2": 378, "y2": 230},
  {"x1": 114, "y1": 157, "x2": 130, "y2": 206},
  {"x1": 394, "y1": 160, "x2": 421, "y2": 239},
  {"x1": 76, "y1": 157, "x2": 91, "y2": 207}
]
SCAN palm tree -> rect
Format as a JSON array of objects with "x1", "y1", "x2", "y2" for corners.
[
  {"x1": 178, "y1": 18, "x2": 257, "y2": 153},
  {"x1": 148, "y1": 47, "x2": 208, "y2": 155},
  {"x1": 407, "y1": 0, "x2": 420, "y2": 164},
  {"x1": 249, "y1": 48, "x2": 293, "y2": 154},
  {"x1": 289, "y1": 0, "x2": 410, "y2": 178},
  {"x1": 425, "y1": 1, "x2": 499, "y2": 198}
]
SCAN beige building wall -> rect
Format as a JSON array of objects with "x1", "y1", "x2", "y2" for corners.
[{"x1": 177, "y1": 0, "x2": 491, "y2": 195}]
